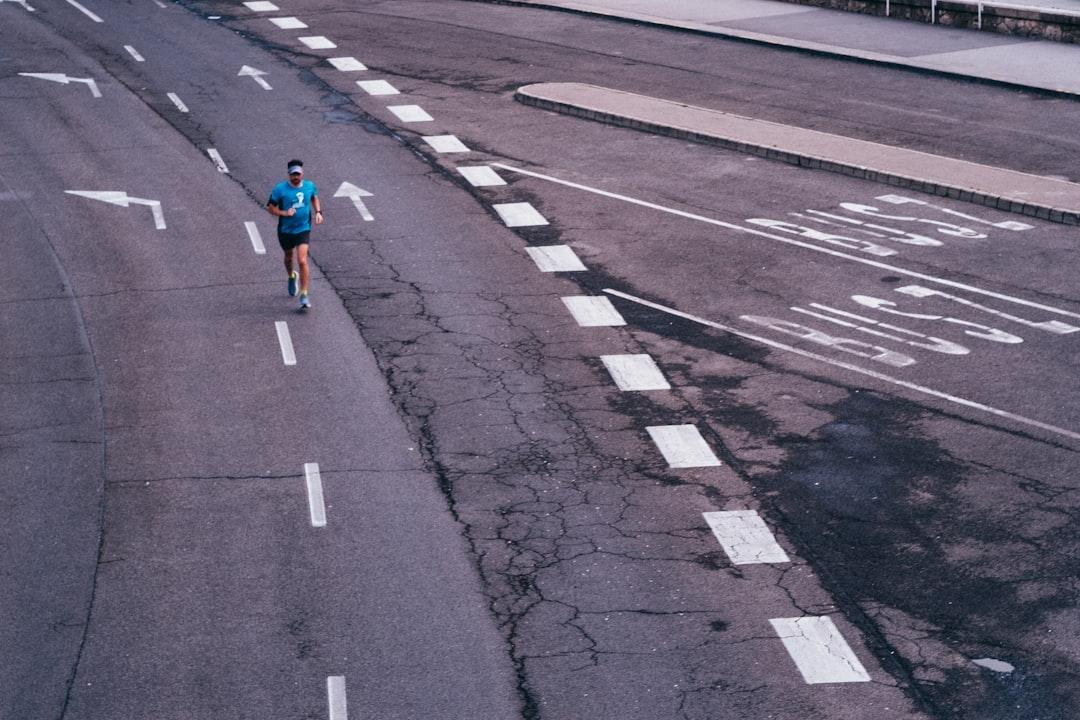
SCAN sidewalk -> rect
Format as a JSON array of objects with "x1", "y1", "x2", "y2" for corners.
[{"x1": 492, "y1": 0, "x2": 1080, "y2": 97}]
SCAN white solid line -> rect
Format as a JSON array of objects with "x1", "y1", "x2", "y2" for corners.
[
  {"x1": 299, "y1": 36, "x2": 336, "y2": 49},
  {"x1": 770, "y1": 616, "x2": 871, "y2": 684},
  {"x1": 606, "y1": 288, "x2": 1080, "y2": 443},
  {"x1": 646, "y1": 424, "x2": 721, "y2": 468},
  {"x1": 600, "y1": 354, "x2": 670, "y2": 391},
  {"x1": 275, "y1": 321, "x2": 297, "y2": 366},
  {"x1": 422, "y1": 135, "x2": 470, "y2": 153},
  {"x1": 152, "y1": 0, "x2": 166, "y2": 7},
  {"x1": 244, "y1": 221, "x2": 266, "y2": 254},
  {"x1": 561, "y1": 296, "x2": 626, "y2": 327},
  {"x1": 525, "y1": 245, "x2": 587, "y2": 272},
  {"x1": 457, "y1": 165, "x2": 506, "y2": 187},
  {"x1": 243, "y1": 0, "x2": 278, "y2": 10},
  {"x1": 123, "y1": 45, "x2": 145, "y2": 62},
  {"x1": 304, "y1": 463, "x2": 327, "y2": 527},
  {"x1": 327, "y1": 56, "x2": 367, "y2": 71},
  {"x1": 386, "y1": 104, "x2": 433, "y2": 122},
  {"x1": 269, "y1": 16, "x2": 306, "y2": 28},
  {"x1": 493, "y1": 202, "x2": 549, "y2": 227},
  {"x1": 703, "y1": 510, "x2": 790, "y2": 565},
  {"x1": 327, "y1": 676, "x2": 347, "y2": 720},
  {"x1": 356, "y1": 79, "x2": 399, "y2": 96},
  {"x1": 207, "y1": 148, "x2": 229, "y2": 173},
  {"x1": 492, "y1": 163, "x2": 1080, "y2": 322},
  {"x1": 65, "y1": 0, "x2": 102, "y2": 21},
  {"x1": 166, "y1": 92, "x2": 188, "y2": 113}
]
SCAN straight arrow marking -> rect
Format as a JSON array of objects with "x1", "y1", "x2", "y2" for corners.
[
  {"x1": 0, "y1": 0, "x2": 36, "y2": 12},
  {"x1": 333, "y1": 181, "x2": 374, "y2": 221},
  {"x1": 65, "y1": 190, "x2": 166, "y2": 229},
  {"x1": 19, "y1": 72, "x2": 101, "y2": 97},
  {"x1": 238, "y1": 65, "x2": 272, "y2": 90}
]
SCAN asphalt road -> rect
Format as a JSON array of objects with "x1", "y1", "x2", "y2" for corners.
[{"x1": 3, "y1": 1, "x2": 1079, "y2": 719}]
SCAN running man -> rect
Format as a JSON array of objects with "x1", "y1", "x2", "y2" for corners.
[{"x1": 267, "y1": 159, "x2": 323, "y2": 309}]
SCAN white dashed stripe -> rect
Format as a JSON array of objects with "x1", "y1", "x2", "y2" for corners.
[
  {"x1": 356, "y1": 79, "x2": 399, "y2": 95},
  {"x1": 304, "y1": 463, "x2": 327, "y2": 527},
  {"x1": 65, "y1": 0, "x2": 103, "y2": 22},
  {"x1": 207, "y1": 148, "x2": 229, "y2": 173},
  {"x1": 525, "y1": 245, "x2": 586, "y2": 272},
  {"x1": 244, "y1": 221, "x2": 266, "y2": 254},
  {"x1": 327, "y1": 676, "x2": 347, "y2": 720},
  {"x1": 769, "y1": 616, "x2": 871, "y2": 684},
  {"x1": 703, "y1": 510, "x2": 790, "y2": 565},
  {"x1": 244, "y1": 0, "x2": 278, "y2": 10},
  {"x1": 457, "y1": 165, "x2": 506, "y2": 187},
  {"x1": 269, "y1": 16, "x2": 307, "y2": 28},
  {"x1": 422, "y1": 135, "x2": 470, "y2": 153},
  {"x1": 167, "y1": 92, "x2": 188, "y2": 113},
  {"x1": 646, "y1": 425, "x2": 721, "y2": 468},
  {"x1": 561, "y1": 296, "x2": 626, "y2": 327},
  {"x1": 275, "y1": 321, "x2": 297, "y2": 366},
  {"x1": 600, "y1": 354, "x2": 670, "y2": 391},
  {"x1": 493, "y1": 202, "x2": 548, "y2": 227},
  {"x1": 124, "y1": 45, "x2": 144, "y2": 62},
  {"x1": 299, "y1": 36, "x2": 336, "y2": 49},
  {"x1": 386, "y1": 104, "x2": 433, "y2": 122},
  {"x1": 328, "y1": 57, "x2": 367, "y2": 71}
]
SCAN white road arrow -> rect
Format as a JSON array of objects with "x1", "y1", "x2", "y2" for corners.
[
  {"x1": 65, "y1": 190, "x2": 166, "y2": 230},
  {"x1": 238, "y1": 65, "x2": 272, "y2": 90},
  {"x1": 1, "y1": 0, "x2": 36, "y2": 12},
  {"x1": 19, "y1": 72, "x2": 101, "y2": 97},
  {"x1": 333, "y1": 181, "x2": 374, "y2": 221}
]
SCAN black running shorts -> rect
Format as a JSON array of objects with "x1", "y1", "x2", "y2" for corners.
[{"x1": 277, "y1": 230, "x2": 310, "y2": 251}]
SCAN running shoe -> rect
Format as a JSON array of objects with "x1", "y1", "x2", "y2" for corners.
[
  {"x1": 287, "y1": 272, "x2": 298, "y2": 297},
  {"x1": 299, "y1": 293, "x2": 311, "y2": 310}
]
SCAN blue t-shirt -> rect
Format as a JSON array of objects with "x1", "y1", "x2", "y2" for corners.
[{"x1": 268, "y1": 179, "x2": 318, "y2": 234}]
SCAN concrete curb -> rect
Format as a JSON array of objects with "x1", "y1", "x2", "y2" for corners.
[
  {"x1": 515, "y1": 84, "x2": 1080, "y2": 225},
  {"x1": 467, "y1": 0, "x2": 1080, "y2": 100}
]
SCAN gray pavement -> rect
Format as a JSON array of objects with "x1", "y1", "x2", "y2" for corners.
[{"x1": 485, "y1": 0, "x2": 1080, "y2": 96}]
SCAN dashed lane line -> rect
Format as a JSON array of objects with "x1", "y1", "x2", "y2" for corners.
[
  {"x1": 703, "y1": 510, "x2": 790, "y2": 565},
  {"x1": 244, "y1": 221, "x2": 266, "y2": 254},
  {"x1": 457, "y1": 165, "x2": 506, "y2": 187},
  {"x1": 123, "y1": 45, "x2": 144, "y2": 62},
  {"x1": 327, "y1": 676, "x2": 347, "y2": 720},
  {"x1": 561, "y1": 295, "x2": 626, "y2": 326},
  {"x1": 422, "y1": 135, "x2": 470, "y2": 153},
  {"x1": 600, "y1": 353, "x2": 670, "y2": 391},
  {"x1": 65, "y1": 0, "x2": 102, "y2": 22},
  {"x1": 769, "y1": 616, "x2": 871, "y2": 684},
  {"x1": 327, "y1": 57, "x2": 367, "y2": 72},
  {"x1": 356, "y1": 79, "x2": 399, "y2": 96},
  {"x1": 299, "y1": 36, "x2": 336, "y2": 50},
  {"x1": 304, "y1": 462, "x2": 327, "y2": 527},
  {"x1": 386, "y1": 104, "x2": 433, "y2": 123},
  {"x1": 269, "y1": 16, "x2": 307, "y2": 29},
  {"x1": 243, "y1": 0, "x2": 278, "y2": 10},
  {"x1": 606, "y1": 288, "x2": 1080, "y2": 443},
  {"x1": 207, "y1": 148, "x2": 229, "y2": 173},
  {"x1": 493, "y1": 202, "x2": 549, "y2": 227},
  {"x1": 275, "y1": 321, "x2": 297, "y2": 366},
  {"x1": 646, "y1": 424, "x2": 721, "y2": 468},
  {"x1": 166, "y1": 92, "x2": 188, "y2": 113},
  {"x1": 525, "y1": 245, "x2": 586, "y2": 272}
]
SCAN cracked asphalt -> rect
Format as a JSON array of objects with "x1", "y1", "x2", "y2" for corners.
[{"x1": 3, "y1": 0, "x2": 1079, "y2": 719}]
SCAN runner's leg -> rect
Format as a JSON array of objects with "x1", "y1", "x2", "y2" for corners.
[{"x1": 297, "y1": 243, "x2": 310, "y2": 295}]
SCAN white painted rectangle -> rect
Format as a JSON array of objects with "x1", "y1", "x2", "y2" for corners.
[
  {"x1": 561, "y1": 296, "x2": 626, "y2": 327},
  {"x1": 422, "y1": 135, "x2": 470, "y2": 153},
  {"x1": 270, "y1": 16, "x2": 307, "y2": 28},
  {"x1": 493, "y1": 202, "x2": 549, "y2": 227},
  {"x1": 207, "y1": 148, "x2": 229, "y2": 173},
  {"x1": 356, "y1": 79, "x2": 399, "y2": 96},
  {"x1": 327, "y1": 676, "x2": 347, "y2": 720},
  {"x1": 166, "y1": 92, "x2": 189, "y2": 113},
  {"x1": 386, "y1": 104, "x2": 433, "y2": 122},
  {"x1": 299, "y1": 36, "x2": 336, "y2": 49},
  {"x1": 703, "y1": 510, "x2": 790, "y2": 565},
  {"x1": 769, "y1": 616, "x2": 871, "y2": 684},
  {"x1": 646, "y1": 424, "x2": 721, "y2": 468},
  {"x1": 244, "y1": 0, "x2": 278, "y2": 10},
  {"x1": 304, "y1": 462, "x2": 327, "y2": 527},
  {"x1": 124, "y1": 45, "x2": 145, "y2": 62},
  {"x1": 457, "y1": 165, "x2": 506, "y2": 187},
  {"x1": 600, "y1": 354, "x2": 670, "y2": 391},
  {"x1": 275, "y1": 321, "x2": 297, "y2": 366},
  {"x1": 328, "y1": 56, "x2": 367, "y2": 71},
  {"x1": 65, "y1": 0, "x2": 103, "y2": 22},
  {"x1": 526, "y1": 245, "x2": 587, "y2": 273},
  {"x1": 244, "y1": 221, "x2": 266, "y2": 254}
]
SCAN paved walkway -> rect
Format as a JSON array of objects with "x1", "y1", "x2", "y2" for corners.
[{"x1": 501, "y1": 0, "x2": 1080, "y2": 97}]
